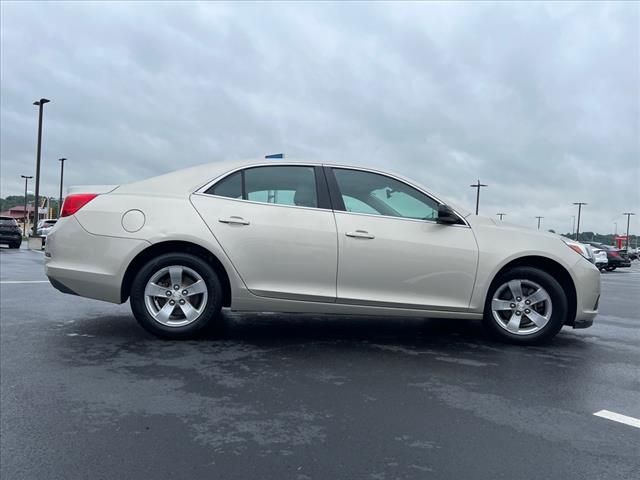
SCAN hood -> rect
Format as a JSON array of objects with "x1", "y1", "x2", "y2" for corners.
[{"x1": 466, "y1": 215, "x2": 562, "y2": 240}]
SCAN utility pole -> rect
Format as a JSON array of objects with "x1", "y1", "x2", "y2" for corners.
[
  {"x1": 58, "y1": 158, "x2": 67, "y2": 217},
  {"x1": 573, "y1": 202, "x2": 587, "y2": 241},
  {"x1": 571, "y1": 216, "x2": 576, "y2": 237},
  {"x1": 622, "y1": 212, "x2": 635, "y2": 251},
  {"x1": 536, "y1": 216, "x2": 544, "y2": 230},
  {"x1": 469, "y1": 180, "x2": 487, "y2": 215},
  {"x1": 32, "y1": 98, "x2": 50, "y2": 236},
  {"x1": 20, "y1": 175, "x2": 33, "y2": 235},
  {"x1": 496, "y1": 213, "x2": 506, "y2": 221}
]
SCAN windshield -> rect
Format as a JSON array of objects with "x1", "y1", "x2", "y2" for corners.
[{"x1": 0, "y1": 218, "x2": 18, "y2": 226}]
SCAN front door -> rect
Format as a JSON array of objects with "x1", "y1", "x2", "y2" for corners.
[{"x1": 328, "y1": 167, "x2": 478, "y2": 310}]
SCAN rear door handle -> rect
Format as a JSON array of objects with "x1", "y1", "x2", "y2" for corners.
[
  {"x1": 218, "y1": 216, "x2": 250, "y2": 226},
  {"x1": 345, "y1": 230, "x2": 375, "y2": 239}
]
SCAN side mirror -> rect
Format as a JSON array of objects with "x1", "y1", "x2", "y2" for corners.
[{"x1": 437, "y1": 204, "x2": 459, "y2": 225}]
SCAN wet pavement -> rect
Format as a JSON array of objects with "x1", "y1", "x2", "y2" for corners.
[{"x1": 1, "y1": 246, "x2": 639, "y2": 479}]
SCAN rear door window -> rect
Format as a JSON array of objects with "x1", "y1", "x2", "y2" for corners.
[{"x1": 206, "y1": 166, "x2": 319, "y2": 209}]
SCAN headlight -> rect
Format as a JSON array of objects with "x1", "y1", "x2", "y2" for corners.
[{"x1": 562, "y1": 238, "x2": 589, "y2": 259}]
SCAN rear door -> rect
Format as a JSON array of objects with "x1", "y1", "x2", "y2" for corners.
[{"x1": 191, "y1": 165, "x2": 338, "y2": 302}]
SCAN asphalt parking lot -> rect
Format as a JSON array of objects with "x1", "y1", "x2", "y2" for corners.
[{"x1": 1, "y1": 246, "x2": 639, "y2": 480}]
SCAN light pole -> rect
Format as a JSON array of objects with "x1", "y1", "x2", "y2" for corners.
[
  {"x1": 58, "y1": 158, "x2": 67, "y2": 217},
  {"x1": 469, "y1": 180, "x2": 487, "y2": 215},
  {"x1": 536, "y1": 216, "x2": 544, "y2": 230},
  {"x1": 20, "y1": 175, "x2": 33, "y2": 234},
  {"x1": 622, "y1": 212, "x2": 635, "y2": 251},
  {"x1": 496, "y1": 213, "x2": 506, "y2": 221},
  {"x1": 573, "y1": 202, "x2": 587, "y2": 241},
  {"x1": 571, "y1": 216, "x2": 576, "y2": 237},
  {"x1": 32, "y1": 98, "x2": 50, "y2": 236}
]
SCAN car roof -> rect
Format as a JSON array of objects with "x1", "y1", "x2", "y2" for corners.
[{"x1": 115, "y1": 159, "x2": 470, "y2": 216}]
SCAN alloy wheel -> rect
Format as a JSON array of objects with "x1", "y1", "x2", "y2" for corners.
[
  {"x1": 491, "y1": 279, "x2": 553, "y2": 335},
  {"x1": 143, "y1": 265, "x2": 208, "y2": 327}
]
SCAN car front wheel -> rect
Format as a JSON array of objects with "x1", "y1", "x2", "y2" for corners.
[
  {"x1": 483, "y1": 266, "x2": 568, "y2": 344},
  {"x1": 130, "y1": 252, "x2": 223, "y2": 339}
]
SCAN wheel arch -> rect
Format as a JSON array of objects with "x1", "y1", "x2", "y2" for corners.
[
  {"x1": 120, "y1": 240, "x2": 232, "y2": 307},
  {"x1": 487, "y1": 255, "x2": 577, "y2": 326}
]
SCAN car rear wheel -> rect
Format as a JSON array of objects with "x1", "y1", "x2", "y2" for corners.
[
  {"x1": 130, "y1": 253, "x2": 223, "y2": 339},
  {"x1": 9, "y1": 241, "x2": 20, "y2": 249},
  {"x1": 483, "y1": 266, "x2": 568, "y2": 344}
]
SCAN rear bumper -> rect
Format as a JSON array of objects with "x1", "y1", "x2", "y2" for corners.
[
  {"x1": 0, "y1": 233, "x2": 22, "y2": 244},
  {"x1": 611, "y1": 261, "x2": 632, "y2": 268},
  {"x1": 44, "y1": 216, "x2": 149, "y2": 303}
]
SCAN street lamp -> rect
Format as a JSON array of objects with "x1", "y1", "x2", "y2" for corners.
[
  {"x1": 536, "y1": 216, "x2": 544, "y2": 230},
  {"x1": 496, "y1": 213, "x2": 506, "y2": 221},
  {"x1": 573, "y1": 202, "x2": 587, "y2": 241},
  {"x1": 469, "y1": 180, "x2": 487, "y2": 215},
  {"x1": 622, "y1": 212, "x2": 635, "y2": 251},
  {"x1": 58, "y1": 158, "x2": 67, "y2": 217},
  {"x1": 32, "y1": 98, "x2": 51, "y2": 236},
  {"x1": 20, "y1": 175, "x2": 33, "y2": 234}
]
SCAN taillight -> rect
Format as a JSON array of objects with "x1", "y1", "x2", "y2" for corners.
[
  {"x1": 60, "y1": 193, "x2": 99, "y2": 217},
  {"x1": 610, "y1": 251, "x2": 620, "y2": 258}
]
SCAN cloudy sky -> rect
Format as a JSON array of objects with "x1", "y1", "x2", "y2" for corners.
[{"x1": 1, "y1": 1, "x2": 638, "y2": 234}]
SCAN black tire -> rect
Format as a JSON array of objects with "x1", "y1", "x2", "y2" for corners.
[
  {"x1": 605, "y1": 266, "x2": 616, "y2": 272},
  {"x1": 483, "y1": 266, "x2": 568, "y2": 345},
  {"x1": 9, "y1": 241, "x2": 20, "y2": 249},
  {"x1": 130, "y1": 252, "x2": 223, "y2": 339}
]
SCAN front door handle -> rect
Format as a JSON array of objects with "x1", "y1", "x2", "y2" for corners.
[
  {"x1": 345, "y1": 230, "x2": 375, "y2": 239},
  {"x1": 219, "y1": 216, "x2": 250, "y2": 226}
]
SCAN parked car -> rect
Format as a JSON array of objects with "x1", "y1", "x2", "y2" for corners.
[
  {"x1": 36, "y1": 219, "x2": 58, "y2": 247},
  {"x1": 44, "y1": 160, "x2": 601, "y2": 344},
  {"x1": 597, "y1": 245, "x2": 631, "y2": 271},
  {"x1": 37, "y1": 219, "x2": 57, "y2": 235},
  {"x1": 0, "y1": 216, "x2": 22, "y2": 249},
  {"x1": 592, "y1": 248, "x2": 609, "y2": 270}
]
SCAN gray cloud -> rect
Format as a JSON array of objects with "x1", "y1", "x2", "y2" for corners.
[{"x1": 1, "y1": 1, "x2": 638, "y2": 234}]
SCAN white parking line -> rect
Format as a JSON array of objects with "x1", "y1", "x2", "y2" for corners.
[
  {"x1": 0, "y1": 280, "x2": 49, "y2": 284},
  {"x1": 593, "y1": 410, "x2": 640, "y2": 429}
]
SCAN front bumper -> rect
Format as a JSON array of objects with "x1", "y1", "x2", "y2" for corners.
[{"x1": 571, "y1": 257, "x2": 601, "y2": 329}]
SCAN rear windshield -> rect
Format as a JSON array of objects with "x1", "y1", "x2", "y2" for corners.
[{"x1": 0, "y1": 218, "x2": 18, "y2": 226}]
